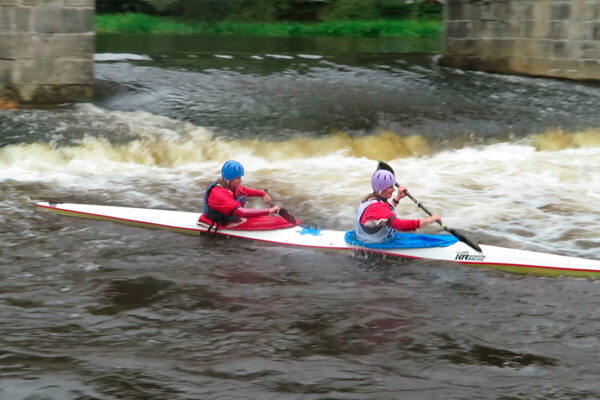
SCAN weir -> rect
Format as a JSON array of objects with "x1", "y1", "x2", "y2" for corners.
[
  {"x1": 0, "y1": 0, "x2": 94, "y2": 104},
  {"x1": 441, "y1": 0, "x2": 600, "y2": 80}
]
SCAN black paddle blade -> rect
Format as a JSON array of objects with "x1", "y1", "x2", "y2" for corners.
[
  {"x1": 377, "y1": 161, "x2": 395, "y2": 174},
  {"x1": 377, "y1": 161, "x2": 400, "y2": 188},
  {"x1": 446, "y1": 227, "x2": 482, "y2": 252},
  {"x1": 278, "y1": 208, "x2": 297, "y2": 225}
]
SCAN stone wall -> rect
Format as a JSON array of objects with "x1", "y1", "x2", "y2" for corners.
[
  {"x1": 441, "y1": 0, "x2": 600, "y2": 80},
  {"x1": 0, "y1": 0, "x2": 94, "y2": 103}
]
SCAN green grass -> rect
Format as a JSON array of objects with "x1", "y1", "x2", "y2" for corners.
[{"x1": 95, "y1": 13, "x2": 443, "y2": 38}]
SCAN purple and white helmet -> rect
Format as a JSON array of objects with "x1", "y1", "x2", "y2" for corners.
[{"x1": 371, "y1": 170, "x2": 396, "y2": 192}]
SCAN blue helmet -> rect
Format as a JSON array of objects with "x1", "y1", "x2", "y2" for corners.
[{"x1": 221, "y1": 160, "x2": 244, "y2": 181}]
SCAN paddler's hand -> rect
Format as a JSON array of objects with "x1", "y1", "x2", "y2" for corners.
[
  {"x1": 392, "y1": 185, "x2": 408, "y2": 205},
  {"x1": 262, "y1": 192, "x2": 272, "y2": 204},
  {"x1": 420, "y1": 215, "x2": 442, "y2": 227},
  {"x1": 395, "y1": 186, "x2": 408, "y2": 201},
  {"x1": 268, "y1": 205, "x2": 281, "y2": 215}
]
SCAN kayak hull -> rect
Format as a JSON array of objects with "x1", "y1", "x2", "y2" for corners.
[{"x1": 34, "y1": 202, "x2": 600, "y2": 278}]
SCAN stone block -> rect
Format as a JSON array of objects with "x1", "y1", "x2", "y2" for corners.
[
  {"x1": 522, "y1": 20, "x2": 535, "y2": 38},
  {"x1": 529, "y1": 39, "x2": 553, "y2": 58},
  {"x1": 13, "y1": 58, "x2": 93, "y2": 84},
  {"x1": 481, "y1": 38, "x2": 515, "y2": 57},
  {"x1": 0, "y1": 0, "x2": 19, "y2": 5},
  {"x1": 581, "y1": 59, "x2": 600, "y2": 80},
  {"x1": 508, "y1": 57, "x2": 530, "y2": 74},
  {"x1": 0, "y1": 7, "x2": 13, "y2": 32},
  {"x1": 514, "y1": 38, "x2": 541, "y2": 58},
  {"x1": 551, "y1": 40, "x2": 569, "y2": 58},
  {"x1": 467, "y1": 3, "x2": 482, "y2": 20},
  {"x1": 3, "y1": 33, "x2": 94, "y2": 58},
  {"x1": 448, "y1": 38, "x2": 480, "y2": 56},
  {"x1": 532, "y1": 1, "x2": 551, "y2": 21},
  {"x1": 12, "y1": 59, "x2": 52, "y2": 84},
  {"x1": 467, "y1": 20, "x2": 482, "y2": 37},
  {"x1": 580, "y1": 41, "x2": 600, "y2": 59},
  {"x1": 492, "y1": 2, "x2": 511, "y2": 20},
  {"x1": 15, "y1": 7, "x2": 32, "y2": 32},
  {"x1": 34, "y1": 7, "x2": 93, "y2": 33},
  {"x1": 512, "y1": 2, "x2": 534, "y2": 20},
  {"x1": 64, "y1": 0, "x2": 94, "y2": 7},
  {"x1": 593, "y1": 22, "x2": 600, "y2": 40},
  {"x1": 511, "y1": 20, "x2": 528, "y2": 38},
  {"x1": 481, "y1": 2, "x2": 494, "y2": 21},
  {"x1": 479, "y1": 20, "x2": 511, "y2": 38},
  {"x1": 569, "y1": 0, "x2": 586, "y2": 22},
  {"x1": 548, "y1": 21, "x2": 568, "y2": 39},
  {"x1": 0, "y1": 58, "x2": 13, "y2": 82},
  {"x1": 491, "y1": 20, "x2": 511, "y2": 38},
  {"x1": 523, "y1": 57, "x2": 556, "y2": 76},
  {"x1": 15, "y1": 83, "x2": 93, "y2": 103},
  {"x1": 550, "y1": 3, "x2": 571, "y2": 20},
  {"x1": 447, "y1": 1, "x2": 467, "y2": 21},
  {"x1": 22, "y1": 0, "x2": 64, "y2": 6},
  {"x1": 568, "y1": 21, "x2": 588, "y2": 40},
  {"x1": 446, "y1": 21, "x2": 470, "y2": 38},
  {"x1": 582, "y1": 3, "x2": 600, "y2": 21},
  {"x1": 0, "y1": 33, "x2": 16, "y2": 58}
]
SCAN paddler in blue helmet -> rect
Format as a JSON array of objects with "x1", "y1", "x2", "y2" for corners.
[
  {"x1": 355, "y1": 170, "x2": 441, "y2": 243},
  {"x1": 198, "y1": 160, "x2": 281, "y2": 228}
]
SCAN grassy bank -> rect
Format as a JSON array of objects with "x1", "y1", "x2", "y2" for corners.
[{"x1": 95, "y1": 13, "x2": 443, "y2": 38}]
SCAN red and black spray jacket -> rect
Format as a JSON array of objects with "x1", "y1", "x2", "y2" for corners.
[{"x1": 200, "y1": 182, "x2": 268, "y2": 226}]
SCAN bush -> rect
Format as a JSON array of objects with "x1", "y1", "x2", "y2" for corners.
[
  {"x1": 97, "y1": 0, "x2": 157, "y2": 14},
  {"x1": 96, "y1": 0, "x2": 442, "y2": 22},
  {"x1": 172, "y1": 0, "x2": 291, "y2": 22},
  {"x1": 319, "y1": 0, "x2": 380, "y2": 21}
]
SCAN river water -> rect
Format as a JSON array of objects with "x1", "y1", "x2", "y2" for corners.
[{"x1": 1, "y1": 34, "x2": 600, "y2": 399}]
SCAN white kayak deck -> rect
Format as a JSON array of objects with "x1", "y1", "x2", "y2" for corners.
[{"x1": 34, "y1": 202, "x2": 600, "y2": 278}]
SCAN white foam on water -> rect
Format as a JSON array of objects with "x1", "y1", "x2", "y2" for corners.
[
  {"x1": 265, "y1": 54, "x2": 294, "y2": 59},
  {"x1": 4, "y1": 105, "x2": 599, "y2": 253},
  {"x1": 94, "y1": 53, "x2": 152, "y2": 62},
  {"x1": 298, "y1": 54, "x2": 323, "y2": 59}
]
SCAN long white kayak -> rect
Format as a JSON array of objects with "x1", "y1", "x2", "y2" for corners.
[{"x1": 34, "y1": 201, "x2": 600, "y2": 278}]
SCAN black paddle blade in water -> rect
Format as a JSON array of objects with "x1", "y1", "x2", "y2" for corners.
[
  {"x1": 279, "y1": 208, "x2": 297, "y2": 225},
  {"x1": 446, "y1": 228, "x2": 482, "y2": 252}
]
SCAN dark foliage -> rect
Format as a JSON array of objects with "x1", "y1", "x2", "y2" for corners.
[{"x1": 96, "y1": 0, "x2": 442, "y2": 21}]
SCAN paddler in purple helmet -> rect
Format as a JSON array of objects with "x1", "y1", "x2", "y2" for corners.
[{"x1": 355, "y1": 169, "x2": 442, "y2": 243}]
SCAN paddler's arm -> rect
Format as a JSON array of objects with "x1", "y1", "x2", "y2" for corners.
[
  {"x1": 390, "y1": 185, "x2": 441, "y2": 229},
  {"x1": 387, "y1": 214, "x2": 441, "y2": 231},
  {"x1": 239, "y1": 186, "x2": 272, "y2": 204},
  {"x1": 388, "y1": 216, "x2": 421, "y2": 232},
  {"x1": 232, "y1": 205, "x2": 281, "y2": 218}
]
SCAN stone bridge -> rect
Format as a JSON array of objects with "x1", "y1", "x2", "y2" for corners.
[
  {"x1": 441, "y1": 0, "x2": 600, "y2": 80},
  {"x1": 1, "y1": 0, "x2": 600, "y2": 104},
  {"x1": 0, "y1": 0, "x2": 94, "y2": 104}
]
